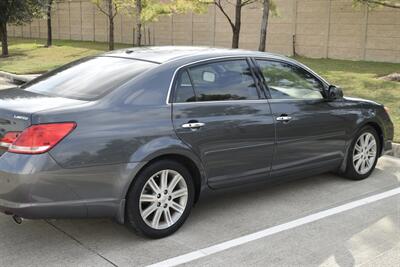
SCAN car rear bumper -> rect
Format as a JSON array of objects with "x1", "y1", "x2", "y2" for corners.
[
  {"x1": 0, "y1": 152, "x2": 142, "y2": 223},
  {"x1": 0, "y1": 198, "x2": 87, "y2": 219}
]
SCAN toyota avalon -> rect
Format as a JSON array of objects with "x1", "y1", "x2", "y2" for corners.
[{"x1": 0, "y1": 47, "x2": 393, "y2": 238}]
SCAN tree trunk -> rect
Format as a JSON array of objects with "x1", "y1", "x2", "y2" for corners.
[
  {"x1": 231, "y1": 0, "x2": 242, "y2": 49},
  {"x1": 258, "y1": 0, "x2": 270, "y2": 51},
  {"x1": 109, "y1": 17, "x2": 114, "y2": 50},
  {"x1": 46, "y1": 0, "x2": 53, "y2": 47},
  {"x1": 0, "y1": 22, "x2": 8, "y2": 57},
  {"x1": 135, "y1": 0, "x2": 142, "y2": 46},
  {"x1": 232, "y1": 26, "x2": 240, "y2": 49},
  {"x1": 108, "y1": 0, "x2": 114, "y2": 51}
]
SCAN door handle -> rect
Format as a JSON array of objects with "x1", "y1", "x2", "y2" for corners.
[
  {"x1": 276, "y1": 116, "x2": 292, "y2": 122},
  {"x1": 181, "y1": 122, "x2": 205, "y2": 129}
]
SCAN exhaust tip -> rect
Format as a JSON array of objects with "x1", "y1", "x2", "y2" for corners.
[{"x1": 12, "y1": 215, "x2": 23, "y2": 224}]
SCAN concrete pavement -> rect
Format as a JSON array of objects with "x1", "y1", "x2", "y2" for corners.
[
  {"x1": 0, "y1": 156, "x2": 399, "y2": 267},
  {"x1": 0, "y1": 71, "x2": 38, "y2": 84},
  {"x1": 0, "y1": 77, "x2": 16, "y2": 90}
]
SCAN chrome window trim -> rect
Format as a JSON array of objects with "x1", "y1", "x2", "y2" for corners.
[
  {"x1": 166, "y1": 55, "x2": 331, "y2": 105},
  {"x1": 172, "y1": 99, "x2": 271, "y2": 105},
  {"x1": 253, "y1": 57, "x2": 329, "y2": 102},
  {"x1": 166, "y1": 55, "x2": 260, "y2": 105},
  {"x1": 266, "y1": 98, "x2": 326, "y2": 103},
  {"x1": 253, "y1": 57, "x2": 330, "y2": 91}
]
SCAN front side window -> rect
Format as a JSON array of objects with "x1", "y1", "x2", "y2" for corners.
[
  {"x1": 174, "y1": 59, "x2": 259, "y2": 102},
  {"x1": 257, "y1": 60, "x2": 324, "y2": 100},
  {"x1": 22, "y1": 57, "x2": 157, "y2": 100}
]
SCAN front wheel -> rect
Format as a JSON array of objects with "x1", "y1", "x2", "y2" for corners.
[
  {"x1": 125, "y1": 160, "x2": 195, "y2": 238},
  {"x1": 342, "y1": 126, "x2": 380, "y2": 180}
]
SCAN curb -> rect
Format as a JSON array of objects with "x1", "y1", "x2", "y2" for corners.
[
  {"x1": 388, "y1": 143, "x2": 400, "y2": 158},
  {"x1": 0, "y1": 71, "x2": 37, "y2": 84}
]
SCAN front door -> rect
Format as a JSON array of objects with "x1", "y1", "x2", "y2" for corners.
[
  {"x1": 255, "y1": 59, "x2": 346, "y2": 176},
  {"x1": 171, "y1": 59, "x2": 275, "y2": 188}
]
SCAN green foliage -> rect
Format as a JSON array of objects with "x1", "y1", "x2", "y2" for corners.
[
  {"x1": 120, "y1": 0, "x2": 209, "y2": 23},
  {"x1": 171, "y1": 0, "x2": 210, "y2": 14},
  {"x1": 140, "y1": 0, "x2": 173, "y2": 22},
  {"x1": 92, "y1": 0, "x2": 119, "y2": 17},
  {"x1": 0, "y1": 0, "x2": 43, "y2": 25},
  {"x1": 269, "y1": 0, "x2": 278, "y2": 16}
]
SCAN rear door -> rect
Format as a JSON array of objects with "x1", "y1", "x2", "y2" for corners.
[
  {"x1": 171, "y1": 58, "x2": 275, "y2": 188},
  {"x1": 255, "y1": 59, "x2": 346, "y2": 176}
]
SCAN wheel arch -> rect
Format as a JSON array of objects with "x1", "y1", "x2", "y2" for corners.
[
  {"x1": 123, "y1": 150, "x2": 205, "y2": 207},
  {"x1": 339, "y1": 120, "x2": 384, "y2": 173},
  {"x1": 361, "y1": 121, "x2": 384, "y2": 156}
]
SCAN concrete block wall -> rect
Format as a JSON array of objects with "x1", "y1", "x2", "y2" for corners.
[{"x1": 6, "y1": 0, "x2": 400, "y2": 63}]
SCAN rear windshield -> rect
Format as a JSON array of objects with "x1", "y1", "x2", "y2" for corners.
[{"x1": 22, "y1": 57, "x2": 157, "y2": 100}]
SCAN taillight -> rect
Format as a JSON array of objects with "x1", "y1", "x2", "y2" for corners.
[
  {"x1": 0, "y1": 132, "x2": 21, "y2": 149},
  {"x1": 6, "y1": 122, "x2": 76, "y2": 154}
]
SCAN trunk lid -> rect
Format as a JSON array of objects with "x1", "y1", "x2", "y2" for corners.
[{"x1": 0, "y1": 88, "x2": 86, "y2": 155}]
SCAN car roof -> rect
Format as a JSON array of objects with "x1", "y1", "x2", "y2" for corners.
[{"x1": 103, "y1": 46, "x2": 289, "y2": 64}]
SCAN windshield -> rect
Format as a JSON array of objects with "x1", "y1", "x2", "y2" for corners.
[{"x1": 22, "y1": 57, "x2": 157, "y2": 100}]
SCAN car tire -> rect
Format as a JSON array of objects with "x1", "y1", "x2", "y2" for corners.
[
  {"x1": 341, "y1": 126, "x2": 380, "y2": 180},
  {"x1": 125, "y1": 159, "x2": 195, "y2": 238}
]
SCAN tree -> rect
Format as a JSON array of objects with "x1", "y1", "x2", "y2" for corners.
[
  {"x1": 258, "y1": 0, "x2": 276, "y2": 51},
  {"x1": 44, "y1": 0, "x2": 54, "y2": 47},
  {"x1": 135, "y1": 0, "x2": 143, "y2": 46},
  {"x1": 120, "y1": 0, "x2": 167, "y2": 46},
  {"x1": 354, "y1": 0, "x2": 400, "y2": 9},
  {"x1": 213, "y1": 0, "x2": 276, "y2": 49},
  {"x1": 213, "y1": 0, "x2": 259, "y2": 49},
  {"x1": 0, "y1": 0, "x2": 42, "y2": 57},
  {"x1": 93, "y1": 0, "x2": 120, "y2": 50},
  {"x1": 121, "y1": 0, "x2": 207, "y2": 46}
]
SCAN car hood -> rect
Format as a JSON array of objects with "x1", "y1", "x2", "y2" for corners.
[{"x1": 343, "y1": 96, "x2": 381, "y2": 107}]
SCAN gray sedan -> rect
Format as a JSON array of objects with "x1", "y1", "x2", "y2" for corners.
[{"x1": 0, "y1": 47, "x2": 394, "y2": 238}]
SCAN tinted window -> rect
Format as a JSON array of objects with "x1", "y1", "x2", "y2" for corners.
[
  {"x1": 186, "y1": 60, "x2": 259, "y2": 102},
  {"x1": 257, "y1": 60, "x2": 324, "y2": 100},
  {"x1": 22, "y1": 57, "x2": 157, "y2": 100},
  {"x1": 174, "y1": 70, "x2": 196, "y2": 102}
]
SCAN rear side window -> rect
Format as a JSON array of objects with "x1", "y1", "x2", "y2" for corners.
[
  {"x1": 22, "y1": 57, "x2": 157, "y2": 100},
  {"x1": 174, "y1": 70, "x2": 196, "y2": 102},
  {"x1": 174, "y1": 59, "x2": 259, "y2": 102},
  {"x1": 257, "y1": 60, "x2": 324, "y2": 100}
]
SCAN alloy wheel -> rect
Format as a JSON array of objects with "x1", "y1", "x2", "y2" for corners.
[
  {"x1": 139, "y1": 169, "x2": 188, "y2": 230},
  {"x1": 352, "y1": 132, "x2": 377, "y2": 175}
]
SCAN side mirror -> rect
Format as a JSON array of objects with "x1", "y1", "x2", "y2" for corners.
[{"x1": 327, "y1": 85, "x2": 343, "y2": 100}]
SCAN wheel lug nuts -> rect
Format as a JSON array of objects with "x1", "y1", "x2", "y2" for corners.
[
  {"x1": 168, "y1": 196, "x2": 172, "y2": 201},
  {"x1": 163, "y1": 204, "x2": 167, "y2": 208},
  {"x1": 164, "y1": 190, "x2": 168, "y2": 194},
  {"x1": 157, "y1": 202, "x2": 161, "y2": 207},
  {"x1": 157, "y1": 194, "x2": 161, "y2": 198}
]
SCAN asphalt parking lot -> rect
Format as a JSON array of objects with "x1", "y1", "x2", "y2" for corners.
[{"x1": 0, "y1": 156, "x2": 399, "y2": 267}]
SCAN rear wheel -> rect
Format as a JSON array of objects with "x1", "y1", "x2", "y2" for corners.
[
  {"x1": 125, "y1": 160, "x2": 194, "y2": 238},
  {"x1": 342, "y1": 126, "x2": 380, "y2": 180}
]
